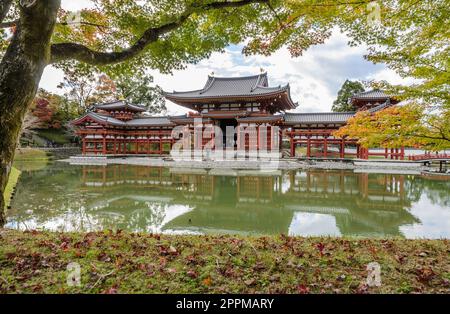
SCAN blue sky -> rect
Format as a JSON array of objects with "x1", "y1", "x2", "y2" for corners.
[{"x1": 40, "y1": 0, "x2": 406, "y2": 115}]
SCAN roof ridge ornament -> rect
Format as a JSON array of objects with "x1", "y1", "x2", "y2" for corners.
[{"x1": 251, "y1": 70, "x2": 266, "y2": 92}]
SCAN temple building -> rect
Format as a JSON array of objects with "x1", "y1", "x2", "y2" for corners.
[{"x1": 72, "y1": 71, "x2": 403, "y2": 159}]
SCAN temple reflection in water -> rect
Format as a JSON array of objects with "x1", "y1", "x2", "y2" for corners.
[{"x1": 74, "y1": 165, "x2": 418, "y2": 237}]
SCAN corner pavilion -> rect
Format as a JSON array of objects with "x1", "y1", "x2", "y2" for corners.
[{"x1": 72, "y1": 72, "x2": 403, "y2": 159}]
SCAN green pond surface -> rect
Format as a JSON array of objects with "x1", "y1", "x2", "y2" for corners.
[{"x1": 6, "y1": 162, "x2": 450, "y2": 239}]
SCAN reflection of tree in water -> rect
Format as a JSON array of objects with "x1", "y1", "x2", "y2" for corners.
[{"x1": 403, "y1": 175, "x2": 450, "y2": 207}]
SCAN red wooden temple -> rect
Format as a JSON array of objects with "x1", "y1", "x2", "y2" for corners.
[{"x1": 72, "y1": 72, "x2": 403, "y2": 159}]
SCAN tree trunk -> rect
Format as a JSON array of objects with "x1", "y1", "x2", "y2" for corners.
[{"x1": 0, "y1": 0, "x2": 60, "y2": 226}]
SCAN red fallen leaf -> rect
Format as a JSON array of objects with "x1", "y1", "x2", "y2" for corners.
[
  {"x1": 316, "y1": 242, "x2": 325, "y2": 255},
  {"x1": 5, "y1": 252, "x2": 16, "y2": 260},
  {"x1": 395, "y1": 254, "x2": 406, "y2": 264},
  {"x1": 297, "y1": 284, "x2": 310, "y2": 294},
  {"x1": 32, "y1": 284, "x2": 43, "y2": 292},
  {"x1": 186, "y1": 270, "x2": 198, "y2": 279},
  {"x1": 166, "y1": 267, "x2": 177, "y2": 274},
  {"x1": 59, "y1": 241, "x2": 69, "y2": 250},
  {"x1": 416, "y1": 266, "x2": 435, "y2": 283},
  {"x1": 356, "y1": 283, "x2": 369, "y2": 294}
]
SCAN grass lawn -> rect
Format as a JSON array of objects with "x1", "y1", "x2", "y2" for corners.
[
  {"x1": 3, "y1": 168, "x2": 21, "y2": 208},
  {"x1": 0, "y1": 229, "x2": 448, "y2": 294},
  {"x1": 14, "y1": 148, "x2": 49, "y2": 162}
]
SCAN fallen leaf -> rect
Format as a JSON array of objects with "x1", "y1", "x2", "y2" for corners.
[{"x1": 202, "y1": 277, "x2": 212, "y2": 286}]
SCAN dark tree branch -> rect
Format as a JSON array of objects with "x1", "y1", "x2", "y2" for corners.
[
  {"x1": 0, "y1": 20, "x2": 14, "y2": 28},
  {"x1": 1, "y1": 19, "x2": 106, "y2": 29},
  {"x1": 0, "y1": 0, "x2": 13, "y2": 23},
  {"x1": 50, "y1": 0, "x2": 268, "y2": 65}
]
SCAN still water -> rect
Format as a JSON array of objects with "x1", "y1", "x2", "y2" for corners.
[{"x1": 6, "y1": 163, "x2": 450, "y2": 238}]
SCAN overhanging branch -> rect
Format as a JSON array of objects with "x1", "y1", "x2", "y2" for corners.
[
  {"x1": 0, "y1": 0, "x2": 13, "y2": 24},
  {"x1": 50, "y1": 0, "x2": 268, "y2": 65}
]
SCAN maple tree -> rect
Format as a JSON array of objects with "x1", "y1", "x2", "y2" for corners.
[{"x1": 333, "y1": 103, "x2": 450, "y2": 151}]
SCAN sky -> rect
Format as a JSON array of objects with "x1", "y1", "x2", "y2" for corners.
[{"x1": 40, "y1": 0, "x2": 407, "y2": 115}]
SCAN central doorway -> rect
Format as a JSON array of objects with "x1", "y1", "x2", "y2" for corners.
[{"x1": 218, "y1": 119, "x2": 238, "y2": 149}]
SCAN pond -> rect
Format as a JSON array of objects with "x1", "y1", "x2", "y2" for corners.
[{"x1": 6, "y1": 162, "x2": 450, "y2": 239}]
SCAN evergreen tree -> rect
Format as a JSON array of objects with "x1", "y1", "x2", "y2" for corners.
[{"x1": 332, "y1": 80, "x2": 365, "y2": 112}]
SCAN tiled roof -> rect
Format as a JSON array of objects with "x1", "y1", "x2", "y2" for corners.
[
  {"x1": 283, "y1": 112, "x2": 355, "y2": 124},
  {"x1": 94, "y1": 100, "x2": 146, "y2": 112},
  {"x1": 368, "y1": 100, "x2": 392, "y2": 113},
  {"x1": 351, "y1": 89, "x2": 390, "y2": 100},
  {"x1": 74, "y1": 112, "x2": 173, "y2": 127},
  {"x1": 165, "y1": 73, "x2": 277, "y2": 98},
  {"x1": 127, "y1": 116, "x2": 174, "y2": 126},
  {"x1": 87, "y1": 112, "x2": 127, "y2": 126}
]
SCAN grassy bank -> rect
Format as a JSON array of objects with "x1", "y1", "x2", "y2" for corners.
[
  {"x1": 0, "y1": 229, "x2": 448, "y2": 294},
  {"x1": 14, "y1": 148, "x2": 50, "y2": 162},
  {"x1": 3, "y1": 168, "x2": 21, "y2": 208},
  {"x1": 13, "y1": 148, "x2": 50, "y2": 172}
]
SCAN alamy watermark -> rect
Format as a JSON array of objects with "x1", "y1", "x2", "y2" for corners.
[
  {"x1": 367, "y1": 1, "x2": 382, "y2": 26},
  {"x1": 170, "y1": 118, "x2": 281, "y2": 171},
  {"x1": 366, "y1": 262, "x2": 382, "y2": 287},
  {"x1": 67, "y1": 262, "x2": 81, "y2": 287}
]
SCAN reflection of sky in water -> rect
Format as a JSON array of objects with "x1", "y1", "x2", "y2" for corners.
[
  {"x1": 288, "y1": 213, "x2": 341, "y2": 237},
  {"x1": 400, "y1": 195, "x2": 450, "y2": 239},
  {"x1": 7, "y1": 203, "x2": 193, "y2": 233}
]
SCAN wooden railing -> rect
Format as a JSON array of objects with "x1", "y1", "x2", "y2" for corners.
[{"x1": 408, "y1": 153, "x2": 449, "y2": 161}]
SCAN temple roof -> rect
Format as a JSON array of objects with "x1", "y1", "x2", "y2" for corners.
[
  {"x1": 164, "y1": 72, "x2": 297, "y2": 110},
  {"x1": 367, "y1": 101, "x2": 392, "y2": 113},
  {"x1": 283, "y1": 112, "x2": 355, "y2": 125},
  {"x1": 94, "y1": 100, "x2": 147, "y2": 112},
  {"x1": 351, "y1": 89, "x2": 390, "y2": 101},
  {"x1": 73, "y1": 112, "x2": 173, "y2": 127}
]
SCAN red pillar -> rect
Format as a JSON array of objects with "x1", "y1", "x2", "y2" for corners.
[
  {"x1": 256, "y1": 125, "x2": 260, "y2": 152},
  {"x1": 323, "y1": 137, "x2": 328, "y2": 158},
  {"x1": 400, "y1": 147, "x2": 405, "y2": 160},
  {"x1": 102, "y1": 135, "x2": 106, "y2": 155},
  {"x1": 290, "y1": 133, "x2": 295, "y2": 157},
  {"x1": 307, "y1": 136, "x2": 311, "y2": 157},
  {"x1": 82, "y1": 136, "x2": 86, "y2": 155},
  {"x1": 340, "y1": 139, "x2": 345, "y2": 158},
  {"x1": 135, "y1": 135, "x2": 138, "y2": 154}
]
